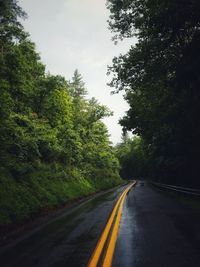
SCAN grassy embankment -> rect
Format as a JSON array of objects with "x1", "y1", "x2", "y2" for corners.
[{"x1": 0, "y1": 165, "x2": 122, "y2": 227}]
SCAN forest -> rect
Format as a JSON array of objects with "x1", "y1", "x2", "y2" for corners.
[
  {"x1": 108, "y1": 0, "x2": 200, "y2": 188},
  {"x1": 1, "y1": 0, "x2": 200, "y2": 228},
  {"x1": 0, "y1": 0, "x2": 121, "y2": 227}
]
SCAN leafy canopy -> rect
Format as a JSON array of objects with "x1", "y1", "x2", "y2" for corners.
[{"x1": 107, "y1": 0, "x2": 200, "y2": 186}]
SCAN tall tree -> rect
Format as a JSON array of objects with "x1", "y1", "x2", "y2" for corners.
[
  {"x1": 69, "y1": 69, "x2": 87, "y2": 99},
  {"x1": 0, "y1": 0, "x2": 122, "y2": 227},
  {"x1": 107, "y1": 0, "x2": 200, "y2": 186}
]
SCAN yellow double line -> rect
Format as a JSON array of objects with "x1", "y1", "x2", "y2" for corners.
[{"x1": 87, "y1": 182, "x2": 136, "y2": 267}]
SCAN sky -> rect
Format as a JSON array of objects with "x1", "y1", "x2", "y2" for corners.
[{"x1": 19, "y1": 0, "x2": 136, "y2": 144}]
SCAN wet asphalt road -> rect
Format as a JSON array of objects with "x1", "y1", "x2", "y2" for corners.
[
  {"x1": 113, "y1": 181, "x2": 200, "y2": 267},
  {"x1": 0, "y1": 185, "x2": 126, "y2": 267},
  {"x1": 1, "y1": 181, "x2": 200, "y2": 267}
]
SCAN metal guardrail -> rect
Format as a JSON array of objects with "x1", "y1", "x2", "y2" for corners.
[{"x1": 151, "y1": 182, "x2": 200, "y2": 198}]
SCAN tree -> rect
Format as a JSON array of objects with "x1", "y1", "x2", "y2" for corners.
[
  {"x1": 0, "y1": 0, "x2": 122, "y2": 226},
  {"x1": 69, "y1": 69, "x2": 87, "y2": 99},
  {"x1": 115, "y1": 135, "x2": 146, "y2": 179},
  {"x1": 107, "y1": 0, "x2": 200, "y2": 186}
]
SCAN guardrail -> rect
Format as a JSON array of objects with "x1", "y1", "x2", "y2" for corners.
[{"x1": 151, "y1": 182, "x2": 200, "y2": 198}]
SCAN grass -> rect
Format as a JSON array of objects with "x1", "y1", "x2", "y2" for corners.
[{"x1": 0, "y1": 164, "x2": 122, "y2": 227}]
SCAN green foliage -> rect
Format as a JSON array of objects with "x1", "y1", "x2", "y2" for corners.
[
  {"x1": 107, "y1": 0, "x2": 200, "y2": 187},
  {"x1": 115, "y1": 135, "x2": 147, "y2": 179},
  {"x1": 69, "y1": 69, "x2": 87, "y2": 98},
  {"x1": 0, "y1": 165, "x2": 121, "y2": 225},
  {"x1": 0, "y1": 1, "x2": 121, "y2": 227}
]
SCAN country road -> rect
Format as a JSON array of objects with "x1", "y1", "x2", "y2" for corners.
[
  {"x1": 1, "y1": 181, "x2": 200, "y2": 267},
  {"x1": 113, "y1": 182, "x2": 200, "y2": 267}
]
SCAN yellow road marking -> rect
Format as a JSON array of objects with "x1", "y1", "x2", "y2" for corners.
[
  {"x1": 87, "y1": 182, "x2": 136, "y2": 267},
  {"x1": 102, "y1": 183, "x2": 134, "y2": 267},
  {"x1": 87, "y1": 187, "x2": 127, "y2": 267}
]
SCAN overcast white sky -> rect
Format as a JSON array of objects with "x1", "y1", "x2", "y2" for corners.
[{"x1": 19, "y1": 0, "x2": 136, "y2": 144}]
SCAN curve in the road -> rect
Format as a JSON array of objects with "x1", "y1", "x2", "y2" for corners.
[{"x1": 87, "y1": 181, "x2": 136, "y2": 267}]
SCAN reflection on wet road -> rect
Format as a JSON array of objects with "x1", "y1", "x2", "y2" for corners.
[
  {"x1": 113, "y1": 181, "x2": 200, "y2": 267},
  {"x1": 1, "y1": 181, "x2": 200, "y2": 267},
  {"x1": 0, "y1": 185, "x2": 126, "y2": 267}
]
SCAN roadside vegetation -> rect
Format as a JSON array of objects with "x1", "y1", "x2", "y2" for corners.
[
  {"x1": 0, "y1": 1, "x2": 121, "y2": 227},
  {"x1": 108, "y1": 0, "x2": 200, "y2": 188},
  {"x1": 115, "y1": 135, "x2": 146, "y2": 180}
]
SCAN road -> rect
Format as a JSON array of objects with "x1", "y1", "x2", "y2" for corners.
[
  {"x1": 0, "y1": 185, "x2": 127, "y2": 267},
  {"x1": 0, "y1": 181, "x2": 200, "y2": 266},
  {"x1": 113, "y1": 181, "x2": 200, "y2": 267}
]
